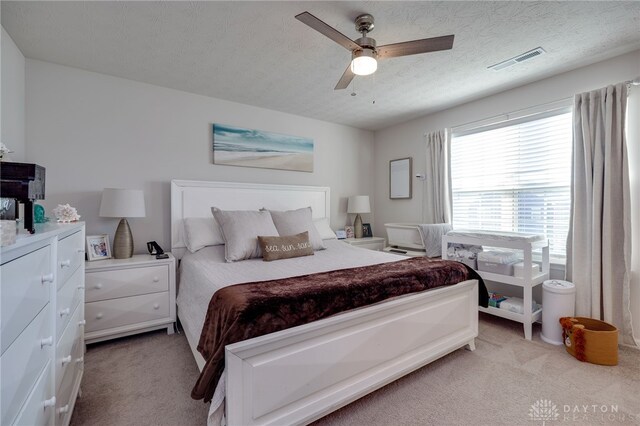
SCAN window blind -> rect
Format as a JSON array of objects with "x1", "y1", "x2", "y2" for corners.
[{"x1": 450, "y1": 110, "x2": 572, "y2": 257}]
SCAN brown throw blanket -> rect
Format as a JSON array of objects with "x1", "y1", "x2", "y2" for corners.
[{"x1": 192, "y1": 257, "x2": 487, "y2": 401}]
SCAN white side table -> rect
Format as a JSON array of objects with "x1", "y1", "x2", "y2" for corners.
[
  {"x1": 342, "y1": 237, "x2": 386, "y2": 251},
  {"x1": 84, "y1": 253, "x2": 176, "y2": 344}
]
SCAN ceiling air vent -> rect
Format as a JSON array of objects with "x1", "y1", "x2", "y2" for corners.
[{"x1": 488, "y1": 47, "x2": 546, "y2": 71}]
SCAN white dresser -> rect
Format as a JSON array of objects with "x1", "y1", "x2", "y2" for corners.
[
  {"x1": 0, "y1": 222, "x2": 85, "y2": 426},
  {"x1": 84, "y1": 253, "x2": 176, "y2": 344}
]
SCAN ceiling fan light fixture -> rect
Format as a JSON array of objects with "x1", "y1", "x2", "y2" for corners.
[{"x1": 351, "y1": 49, "x2": 377, "y2": 76}]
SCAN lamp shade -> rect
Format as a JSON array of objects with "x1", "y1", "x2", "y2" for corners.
[
  {"x1": 347, "y1": 195, "x2": 371, "y2": 214},
  {"x1": 99, "y1": 188, "x2": 146, "y2": 218}
]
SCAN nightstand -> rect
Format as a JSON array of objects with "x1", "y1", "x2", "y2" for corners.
[
  {"x1": 342, "y1": 237, "x2": 386, "y2": 251},
  {"x1": 84, "y1": 253, "x2": 176, "y2": 344}
]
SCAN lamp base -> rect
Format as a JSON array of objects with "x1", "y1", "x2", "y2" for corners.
[
  {"x1": 354, "y1": 214, "x2": 363, "y2": 239},
  {"x1": 113, "y1": 218, "x2": 134, "y2": 259}
]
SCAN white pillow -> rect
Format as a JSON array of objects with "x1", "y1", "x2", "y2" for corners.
[
  {"x1": 183, "y1": 217, "x2": 225, "y2": 253},
  {"x1": 211, "y1": 207, "x2": 279, "y2": 262},
  {"x1": 267, "y1": 207, "x2": 326, "y2": 250},
  {"x1": 313, "y1": 218, "x2": 337, "y2": 240}
]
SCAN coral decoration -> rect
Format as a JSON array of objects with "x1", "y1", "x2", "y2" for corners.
[{"x1": 52, "y1": 204, "x2": 81, "y2": 223}]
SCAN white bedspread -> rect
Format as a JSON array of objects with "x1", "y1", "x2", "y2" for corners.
[{"x1": 176, "y1": 240, "x2": 404, "y2": 425}]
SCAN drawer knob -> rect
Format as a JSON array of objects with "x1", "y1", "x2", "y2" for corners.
[
  {"x1": 95, "y1": 283, "x2": 103, "y2": 289},
  {"x1": 61, "y1": 355, "x2": 72, "y2": 365},
  {"x1": 78, "y1": 285, "x2": 85, "y2": 290},
  {"x1": 78, "y1": 320, "x2": 87, "y2": 326},
  {"x1": 75, "y1": 356, "x2": 84, "y2": 364},
  {"x1": 96, "y1": 313, "x2": 103, "y2": 319},
  {"x1": 153, "y1": 303, "x2": 160, "y2": 310},
  {"x1": 41, "y1": 273, "x2": 54, "y2": 284},
  {"x1": 40, "y1": 336, "x2": 54, "y2": 348},
  {"x1": 153, "y1": 277, "x2": 160, "y2": 282},
  {"x1": 60, "y1": 259, "x2": 71, "y2": 268},
  {"x1": 59, "y1": 308, "x2": 71, "y2": 317},
  {"x1": 43, "y1": 397, "x2": 56, "y2": 408},
  {"x1": 58, "y1": 404, "x2": 70, "y2": 414}
]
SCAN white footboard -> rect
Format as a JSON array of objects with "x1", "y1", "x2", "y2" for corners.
[{"x1": 225, "y1": 279, "x2": 478, "y2": 426}]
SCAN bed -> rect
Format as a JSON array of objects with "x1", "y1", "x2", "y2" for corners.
[{"x1": 171, "y1": 180, "x2": 481, "y2": 426}]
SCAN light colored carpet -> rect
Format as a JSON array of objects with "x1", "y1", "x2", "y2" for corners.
[{"x1": 71, "y1": 315, "x2": 640, "y2": 426}]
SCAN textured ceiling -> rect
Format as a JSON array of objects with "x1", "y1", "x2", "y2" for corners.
[{"x1": 2, "y1": 1, "x2": 640, "y2": 130}]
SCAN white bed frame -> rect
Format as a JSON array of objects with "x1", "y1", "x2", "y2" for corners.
[{"x1": 171, "y1": 179, "x2": 478, "y2": 426}]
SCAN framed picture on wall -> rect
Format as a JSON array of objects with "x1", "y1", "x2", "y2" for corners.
[
  {"x1": 86, "y1": 234, "x2": 112, "y2": 261},
  {"x1": 345, "y1": 226, "x2": 355, "y2": 239},
  {"x1": 362, "y1": 223, "x2": 372, "y2": 238}
]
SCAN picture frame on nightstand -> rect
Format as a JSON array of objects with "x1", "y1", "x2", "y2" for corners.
[
  {"x1": 86, "y1": 234, "x2": 112, "y2": 261},
  {"x1": 362, "y1": 223, "x2": 372, "y2": 238},
  {"x1": 344, "y1": 226, "x2": 354, "y2": 239}
]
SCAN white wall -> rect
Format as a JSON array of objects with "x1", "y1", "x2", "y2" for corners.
[
  {"x1": 628, "y1": 86, "x2": 640, "y2": 343},
  {"x1": 1, "y1": 27, "x2": 26, "y2": 161},
  {"x1": 25, "y1": 59, "x2": 374, "y2": 253}
]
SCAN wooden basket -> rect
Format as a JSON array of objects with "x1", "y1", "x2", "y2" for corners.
[{"x1": 559, "y1": 317, "x2": 618, "y2": 366}]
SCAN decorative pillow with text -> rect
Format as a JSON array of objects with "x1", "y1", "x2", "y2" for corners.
[{"x1": 257, "y1": 231, "x2": 314, "y2": 262}]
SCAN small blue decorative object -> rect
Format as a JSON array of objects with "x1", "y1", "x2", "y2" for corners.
[{"x1": 34, "y1": 204, "x2": 49, "y2": 223}]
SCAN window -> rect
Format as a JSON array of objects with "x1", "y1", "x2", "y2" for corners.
[{"x1": 450, "y1": 109, "x2": 572, "y2": 257}]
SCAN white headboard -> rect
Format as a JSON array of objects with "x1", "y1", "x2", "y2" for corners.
[{"x1": 171, "y1": 180, "x2": 330, "y2": 259}]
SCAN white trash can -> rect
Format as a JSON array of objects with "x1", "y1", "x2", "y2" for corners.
[{"x1": 541, "y1": 280, "x2": 576, "y2": 345}]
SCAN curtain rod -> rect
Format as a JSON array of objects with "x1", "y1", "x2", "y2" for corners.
[{"x1": 626, "y1": 76, "x2": 640, "y2": 86}]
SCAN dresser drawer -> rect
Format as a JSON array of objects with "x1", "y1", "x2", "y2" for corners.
[
  {"x1": 85, "y1": 264, "x2": 168, "y2": 302},
  {"x1": 1, "y1": 304, "x2": 53, "y2": 426},
  {"x1": 55, "y1": 350, "x2": 82, "y2": 426},
  {"x1": 85, "y1": 292, "x2": 169, "y2": 333},
  {"x1": 57, "y1": 230, "x2": 84, "y2": 290},
  {"x1": 56, "y1": 267, "x2": 84, "y2": 341},
  {"x1": 12, "y1": 362, "x2": 54, "y2": 426},
  {"x1": 55, "y1": 303, "x2": 83, "y2": 392},
  {"x1": 1, "y1": 246, "x2": 52, "y2": 354}
]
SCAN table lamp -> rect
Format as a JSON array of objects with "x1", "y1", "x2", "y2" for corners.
[
  {"x1": 347, "y1": 195, "x2": 370, "y2": 238},
  {"x1": 99, "y1": 188, "x2": 146, "y2": 258}
]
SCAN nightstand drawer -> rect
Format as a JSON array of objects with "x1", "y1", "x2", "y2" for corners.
[
  {"x1": 56, "y1": 267, "x2": 84, "y2": 341},
  {"x1": 1, "y1": 246, "x2": 51, "y2": 354},
  {"x1": 57, "y1": 230, "x2": 84, "y2": 290},
  {"x1": 85, "y1": 264, "x2": 169, "y2": 302},
  {"x1": 85, "y1": 292, "x2": 169, "y2": 333},
  {"x1": 353, "y1": 242, "x2": 384, "y2": 251},
  {"x1": 1, "y1": 304, "x2": 52, "y2": 426}
]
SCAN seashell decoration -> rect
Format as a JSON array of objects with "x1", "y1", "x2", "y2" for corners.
[{"x1": 52, "y1": 204, "x2": 81, "y2": 223}]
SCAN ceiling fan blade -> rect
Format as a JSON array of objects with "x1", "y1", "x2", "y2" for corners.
[
  {"x1": 295, "y1": 12, "x2": 360, "y2": 51},
  {"x1": 377, "y1": 35, "x2": 455, "y2": 59},
  {"x1": 334, "y1": 64, "x2": 355, "y2": 90}
]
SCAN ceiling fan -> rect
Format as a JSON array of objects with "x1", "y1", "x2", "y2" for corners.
[{"x1": 295, "y1": 12, "x2": 455, "y2": 90}]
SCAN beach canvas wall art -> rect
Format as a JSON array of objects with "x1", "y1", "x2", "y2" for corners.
[{"x1": 213, "y1": 124, "x2": 314, "y2": 172}]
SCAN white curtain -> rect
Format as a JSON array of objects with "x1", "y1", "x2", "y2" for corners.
[
  {"x1": 424, "y1": 130, "x2": 452, "y2": 224},
  {"x1": 566, "y1": 83, "x2": 637, "y2": 345}
]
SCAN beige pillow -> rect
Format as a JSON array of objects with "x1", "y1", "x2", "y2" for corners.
[
  {"x1": 183, "y1": 217, "x2": 225, "y2": 253},
  {"x1": 267, "y1": 207, "x2": 326, "y2": 250},
  {"x1": 257, "y1": 232, "x2": 314, "y2": 262},
  {"x1": 211, "y1": 207, "x2": 279, "y2": 262}
]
